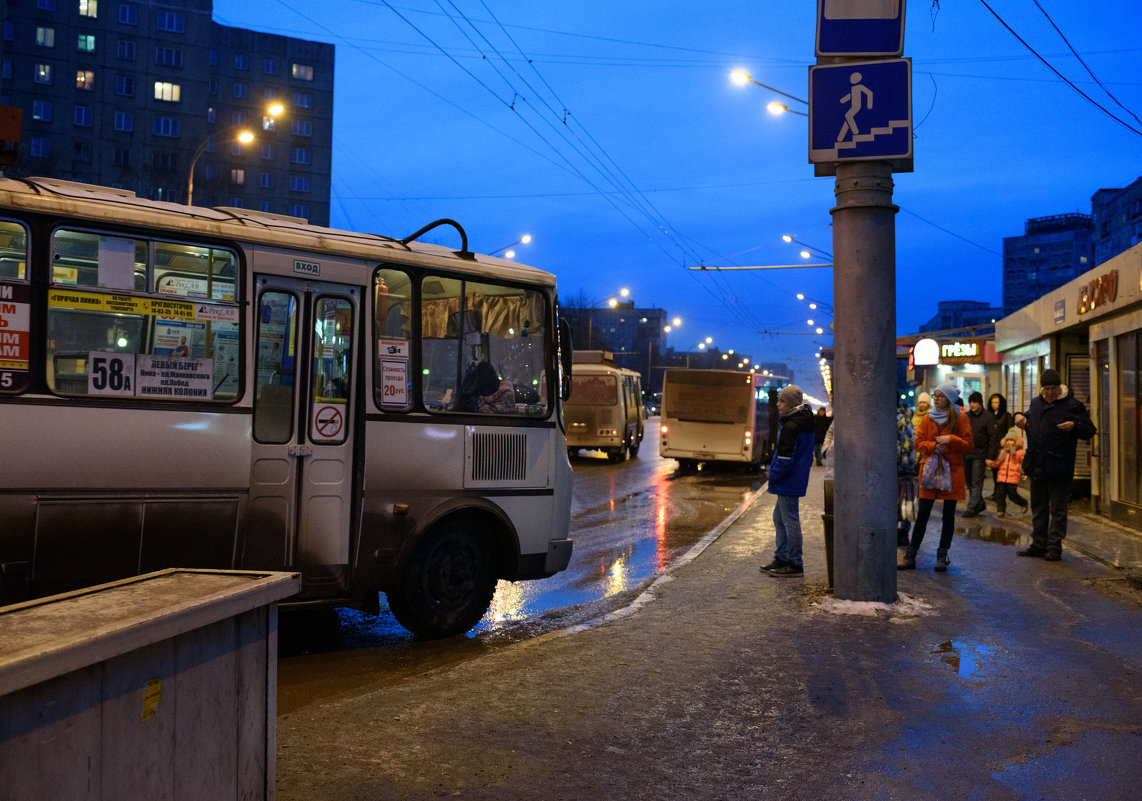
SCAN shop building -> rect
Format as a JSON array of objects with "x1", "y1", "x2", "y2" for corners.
[
  {"x1": 900, "y1": 326, "x2": 1003, "y2": 404},
  {"x1": 995, "y1": 243, "x2": 1142, "y2": 528}
]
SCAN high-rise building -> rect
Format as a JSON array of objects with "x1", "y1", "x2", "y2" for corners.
[
  {"x1": 0, "y1": 0, "x2": 333, "y2": 224},
  {"x1": 1002, "y1": 214, "x2": 1094, "y2": 316},
  {"x1": 919, "y1": 300, "x2": 1003, "y2": 333},
  {"x1": 1092, "y1": 176, "x2": 1142, "y2": 266}
]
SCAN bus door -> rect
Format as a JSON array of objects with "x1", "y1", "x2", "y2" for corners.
[{"x1": 248, "y1": 275, "x2": 358, "y2": 595}]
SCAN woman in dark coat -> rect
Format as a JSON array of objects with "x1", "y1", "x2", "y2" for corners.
[{"x1": 987, "y1": 393, "x2": 1013, "y2": 502}]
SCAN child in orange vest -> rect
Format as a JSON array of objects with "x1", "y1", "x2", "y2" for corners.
[{"x1": 989, "y1": 427, "x2": 1028, "y2": 517}]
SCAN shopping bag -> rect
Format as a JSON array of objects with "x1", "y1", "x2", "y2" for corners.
[{"x1": 921, "y1": 454, "x2": 952, "y2": 494}]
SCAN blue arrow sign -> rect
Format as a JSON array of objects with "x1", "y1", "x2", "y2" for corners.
[
  {"x1": 817, "y1": 0, "x2": 906, "y2": 57},
  {"x1": 809, "y1": 58, "x2": 912, "y2": 165}
]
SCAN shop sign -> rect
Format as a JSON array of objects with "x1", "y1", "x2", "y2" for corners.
[
  {"x1": 940, "y1": 341, "x2": 978, "y2": 360},
  {"x1": 1077, "y1": 269, "x2": 1117, "y2": 316}
]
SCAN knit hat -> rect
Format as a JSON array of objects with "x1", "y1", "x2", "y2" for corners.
[
  {"x1": 1041, "y1": 368, "x2": 1062, "y2": 387},
  {"x1": 968, "y1": 391, "x2": 983, "y2": 405},
  {"x1": 779, "y1": 384, "x2": 803, "y2": 407},
  {"x1": 1004, "y1": 426, "x2": 1022, "y2": 442},
  {"x1": 933, "y1": 382, "x2": 960, "y2": 406},
  {"x1": 917, "y1": 392, "x2": 930, "y2": 406}
]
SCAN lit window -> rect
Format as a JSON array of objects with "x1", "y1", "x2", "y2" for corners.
[
  {"x1": 36, "y1": 27, "x2": 56, "y2": 47},
  {"x1": 290, "y1": 63, "x2": 314, "y2": 81},
  {"x1": 231, "y1": 169, "x2": 245, "y2": 186},
  {"x1": 32, "y1": 100, "x2": 53, "y2": 121},
  {"x1": 35, "y1": 62, "x2": 55, "y2": 82},
  {"x1": 114, "y1": 111, "x2": 132, "y2": 131},
  {"x1": 76, "y1": 70, "x2": 95, "y2": 90},
  {"x1": 262, "y1": 114, "x2": 277, "y2": 132},
  {"x1": 74, "y1": 105, "x2": 93, "y2": 126},
  {"x1": 79, "y1": 0, "x2": 98, "y2": 18},
  {"x1": 77, "y1": 34, "x2": 96, "y2": 52},
  {"x1": 153, "y1": 81, "x2": 180, "y2": 102}
]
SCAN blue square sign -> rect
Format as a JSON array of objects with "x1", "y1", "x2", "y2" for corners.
[
  {"x1": 809, "y1": 58, "x2": 912, "y2": 167},
  {"x1": 817, "y1": 0, "x2": 906, "y2": 57}
]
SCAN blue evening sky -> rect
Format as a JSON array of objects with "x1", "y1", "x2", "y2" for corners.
[{"x1": 213, "y1": 0, "x2": 1142, "y2": 398}]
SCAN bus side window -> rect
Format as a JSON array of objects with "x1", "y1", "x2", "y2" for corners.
[
  {"x1": 374, "y1": 268, "x2": 412, "y2": 411},
  {"x1": 253, "y1": 291, "x2": 298, "y2": 442},
  {"x1": 0, "y1": 220, "x2": 27, "y2": 280}
]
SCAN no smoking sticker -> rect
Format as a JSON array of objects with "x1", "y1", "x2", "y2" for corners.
[{"x1": 312, "y1": 403, "x2": 345, "y2": 441}]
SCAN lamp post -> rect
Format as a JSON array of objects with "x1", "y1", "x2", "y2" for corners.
[
  {"x1": 730, "y1": 69, "x2": 809, "y2": 108},
  {"x1": 186, "y1": 104, "x2": 283, "y2": 207}
]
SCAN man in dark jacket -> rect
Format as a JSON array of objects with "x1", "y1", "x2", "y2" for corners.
[
  {"x1": 760, "y1": 385, "x2": 815, "y2": 577},
  {"x1": 1014, "y1": 369, "x2": 1096, "y2": 561},
  {"x1": 961, "y1": 391, "x2": 994, "y2": 517},
  {"x1": 813, "y1": 407, "x2": 832, "y2": 465}
]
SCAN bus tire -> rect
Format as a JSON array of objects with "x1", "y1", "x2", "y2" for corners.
[
  {"x1": 607, "y1": 445, "x2": 627, "y2": 463},
  {"x1": 388, "y1": 525, "x2": 497, "y2": 639},
  {"x1": 629, "y1": 437, "x2": 641, "y2": 458}
]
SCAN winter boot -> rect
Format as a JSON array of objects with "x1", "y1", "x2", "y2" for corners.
[
  {"x1": 935, "y1": 548, "x2": 950, "y2": 572},
  {"x1": 898, "y1": 546, "x2": 917, "y2": 570}
]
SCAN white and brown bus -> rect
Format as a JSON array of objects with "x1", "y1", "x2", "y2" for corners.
[{"x1": 0, "y1": 177, "x2": 574, "y2": 637}]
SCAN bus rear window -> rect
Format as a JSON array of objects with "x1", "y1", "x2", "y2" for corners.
[{"x1": 0, "y1": 220, "x2": 27, "y2": 280}]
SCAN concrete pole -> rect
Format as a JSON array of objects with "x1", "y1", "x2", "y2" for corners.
[{"x1": 830, "y1": 159, "x2": 898, "y2": 603}]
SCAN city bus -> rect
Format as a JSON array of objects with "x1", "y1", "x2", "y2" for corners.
[
  {"x1": 563, "y1": 350, "x2": 644, "y2": 463},
  {"x1": 0, "y1": 177, "x2": 574, "y2": 638},
  {"x1": 658, "y1": 369, "x2": 767, "y2": 471}
]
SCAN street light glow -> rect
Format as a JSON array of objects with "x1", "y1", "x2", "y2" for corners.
[{"x1": 730, "y1": 69, "x2": 751, "y2": 86}]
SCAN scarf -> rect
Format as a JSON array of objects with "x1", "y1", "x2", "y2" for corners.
[{"x1": 928, "y1": 404, "x2": 954, "y2": 427}]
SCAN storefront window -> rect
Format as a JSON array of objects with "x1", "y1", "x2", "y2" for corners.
[{"x1": 1119, "y1": 332, "x2": 1139, "y2": 504}]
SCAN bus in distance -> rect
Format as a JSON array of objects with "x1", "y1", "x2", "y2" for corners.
[
  {"x1": 563, "y1": 350, "x2": 644, "y2": 463},
  {"x1": 658, "y1": 368, "x2": 767, "y2": 471},
  {"x1": 0, "y1": 177, "x2": 575, "y2": 638}
]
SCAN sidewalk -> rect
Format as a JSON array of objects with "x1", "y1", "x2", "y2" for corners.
[{"x1": 277, "y1": 468, "x2": 1142, "y2": 801}]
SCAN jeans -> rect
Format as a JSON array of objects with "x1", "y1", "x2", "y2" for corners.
[
  {"x1": 773, "y1": 494, "x2": 803, "y2": 567},
  {"x1": 964, "y1": 457, "x2": 986, "y2": 512},
  {"x1": 1029, "y1": 477, "x2": 1072, "y2": 552},
  {"x1": 909, "y1": 497, "x2": 957, "y2": 552}
]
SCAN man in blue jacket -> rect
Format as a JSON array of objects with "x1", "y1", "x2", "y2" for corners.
[
  {"x1": 760, "y1": 384, "x2": 816, "y2": 577},
  {"x1": 1014, "y1": 369, "x2": 1096, "y2": 561}
]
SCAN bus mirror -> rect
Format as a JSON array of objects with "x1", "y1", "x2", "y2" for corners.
[{"x1": 558, "y1": 317, "x2": 573, "y2": 401}]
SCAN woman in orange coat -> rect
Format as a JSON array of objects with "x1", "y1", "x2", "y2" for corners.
[{"x1": 900, "y1": 383, "x2": 973, "y2": 572}]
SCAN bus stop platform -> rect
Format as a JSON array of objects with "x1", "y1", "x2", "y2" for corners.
[{"x1": 276, "y1": 468, "x2": 1142, "y2": 800}]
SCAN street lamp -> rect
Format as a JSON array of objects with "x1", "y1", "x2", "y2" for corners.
[
  {"x1": 730, "y1": 69, "x2": 808, "y2": 108},
  {"x1": 489, "y1": 233, "x2": 532, "y2": 259},
  {"x1": 783, "y1": 234, "x2": 832, "y2": 261},
  {"x1": 186, "y1": 104, "x2": 284, "y2": 207},
  {"x1": 767, "y1": 102, "x2": 807, "y2": 118}
]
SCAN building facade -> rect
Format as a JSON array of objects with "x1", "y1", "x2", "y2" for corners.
[
  {"x1": 1003, "y1": 214, "x2": 1094, "y2": 316},
  {"x1": 920, "y1": 299, "x2": 1003, "y2": 333},
  {"x1": 995, "y1": 242, "x2": 1142, "y2": 530},
  {"x1": 0, "y1": 0, "x2": 333, "y2": 224},
  {"x1": 1092, "y1": 176, "x2": 1142, "y2": 267}
]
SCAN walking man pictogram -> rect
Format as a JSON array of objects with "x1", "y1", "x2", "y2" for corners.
[{"x1": 837, "y1": 72, "x2": 873, "y2": 143}]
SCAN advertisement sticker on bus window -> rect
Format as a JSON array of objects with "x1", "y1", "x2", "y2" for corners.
[
  {"x1": 381, "y1": 359, "x2": 408, "y2": 406},
  {"x1": 194, "y1": 303, "x2": 239, "y2": 324},
  {"x1": 135, "y1": 355, "x2": 214, "y2": 400},
  {"x1": 0, "y1": 282, "x2": 30, "y2": 392},
  {"x1": 312, "y1": 402, "x2": 345, "y2": 440},
  {"x1": 379, "y1": 337, "x2": 409, "y2": 359},
  {"x1": 88, "y1": 351, "x2": 136, "y2": 396}
]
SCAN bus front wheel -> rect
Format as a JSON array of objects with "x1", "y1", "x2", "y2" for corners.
[{"x1": 389, "y1": 526, "x2": 497, "y2": 639}]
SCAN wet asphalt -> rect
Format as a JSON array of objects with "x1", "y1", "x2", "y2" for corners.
[{"x1": 276, "y1": 469, "x2": 1142, "y2": 800}]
